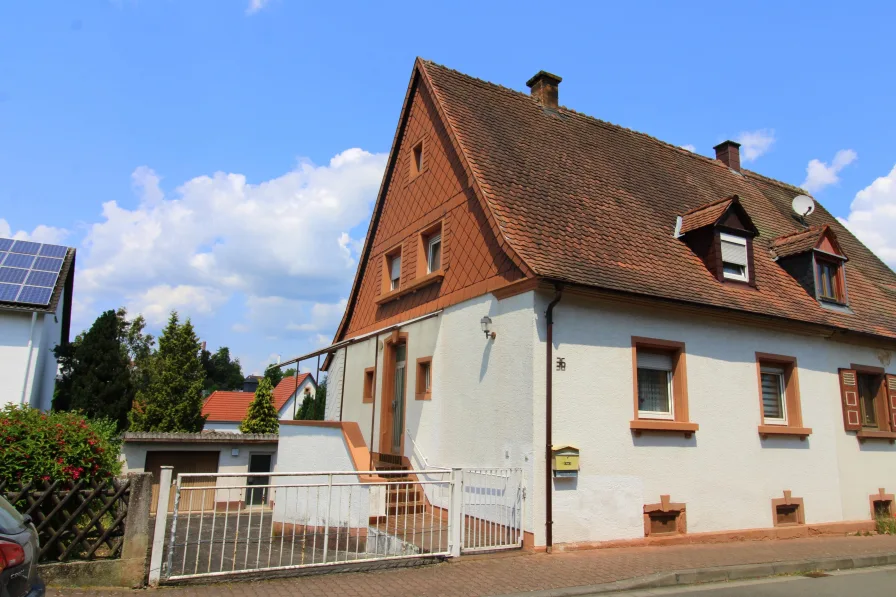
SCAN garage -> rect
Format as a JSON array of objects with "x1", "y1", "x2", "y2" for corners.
[{"x1": 145, "y1": 450, "x2": 220, "y2": 513}]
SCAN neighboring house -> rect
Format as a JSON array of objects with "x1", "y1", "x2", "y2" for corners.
[
  {"x1": 202, "y1": 374, "x2": 317, "y2": 432},
  {"x1": 316, "y1": 59, "x2": 896, "y2": 550},
  {"x1": 0, "y1": 237, "x2": 75, "y2": 411},
  {"x1": 242, "y1": 374, "x2": 264, "y2": 393},
  {"x1": 120, "y1": 432, "x2": 279, "y2": 513}
]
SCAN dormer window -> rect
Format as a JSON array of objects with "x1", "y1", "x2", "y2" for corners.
[
  {"x1": 816, "y1": 258, "x2": 842, "y2": 302},
  {"x1": 676, "y1": 195, "x2": 758, "y2": 287},
  {"x1": 771, "y1": 225, "x2": 849, "y2": 308},
  {"x1": 720, "y1": 233, "x2": 749, "y2": 282}
]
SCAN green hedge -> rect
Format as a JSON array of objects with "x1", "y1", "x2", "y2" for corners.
[{"x1": 0, "y1": 405, "x2": 121, "y2": 485}]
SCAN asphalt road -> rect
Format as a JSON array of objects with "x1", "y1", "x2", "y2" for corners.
[{"x1": 595, "y1": 565, "x2": 896, "y2": 597}]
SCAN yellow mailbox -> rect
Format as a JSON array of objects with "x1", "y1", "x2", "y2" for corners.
[{"x1": 552, "y1": 445, "x2": 580, "y2": 477}]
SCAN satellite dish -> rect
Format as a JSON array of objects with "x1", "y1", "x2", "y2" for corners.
[{"x1": 792, "y1": 195, "x2": 816, "y2": 218}]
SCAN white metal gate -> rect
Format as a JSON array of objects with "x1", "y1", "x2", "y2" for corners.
[
  {"x1": 148, "y1": 466, "x2": 524, "y2": 584},
  {"x1": 460, "y1": 468, "x2": 524, "y2": 553}
]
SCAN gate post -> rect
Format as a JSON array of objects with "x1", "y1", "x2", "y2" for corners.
[
  {"x1": 448, "y1": 468, "x2": 463, "y2": 557},
  {"x1": 148, "y1": 466, "x2": 173, "y2": 587}
]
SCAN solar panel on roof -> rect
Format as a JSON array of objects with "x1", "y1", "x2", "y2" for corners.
[
  {"x1": 0, "y1": 283, "x2": 20, "y2": 302},
  {"x1": 16, "y1": 286, "x2": 53, "y2": 305},
  {"x1": 0, "y1": 267, "x2": 28, "y2": 284},
  {"x1": 0, "y1": 237, "x2": 70, "y2": 307},
  {"x1": 32, "y1": 257, "x2": 63, "y2": 273},
  {"x1": 37, "y1": 244, "x2": 67, "y2": 258},
  {"x1": 10, "y1": 240, "x2": 40, "y2": 255},
  {"x1": 25, "y1": 271, "x2": 58, "y2": 288},
  {"x1": 3, "y1": 253, "x2": 35, "y2": 269}
]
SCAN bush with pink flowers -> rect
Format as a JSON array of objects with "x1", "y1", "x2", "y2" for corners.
[{"x1": 0, "y1": 404, "x2": 121, "y2": 485}]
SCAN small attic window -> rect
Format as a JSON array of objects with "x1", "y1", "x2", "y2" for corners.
[
  {"x1": 720, "y1": 233, "x2": 749, "y2": 282},
  {"x1": 411, "y1": 141, "x2": 424, "y2": 177}
]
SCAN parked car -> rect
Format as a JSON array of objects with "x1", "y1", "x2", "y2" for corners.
[{"x1": 0, "y1": 496, "x2": 43, "y2": 597}]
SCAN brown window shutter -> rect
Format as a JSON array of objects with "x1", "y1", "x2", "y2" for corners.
[
  {"x1": 838, "y1": 368, "x2": 861, "y2": 431},
  {"x1": 886, "y1": 374, "x2": 896, "y2": 432}
]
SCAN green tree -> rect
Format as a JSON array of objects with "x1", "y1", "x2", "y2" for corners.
[
  {"x1": 296, "y1": 377, "x2": 326, "y2": 421},
  {"x1": 129, "y1": 311, "x2": 207, "y2": 432},
  {"x1": 239, "y1": 378, "x2": 279, "y2": 434},
  {"x1": 52, "y1": 310, "x2": 134, "y2": 429},
  {"x1": 118, "y1": 308, "x2": 155, "y2": 396},
  {"x1": 263, "y1": 364, "x2": 285, "y2": 388},
  {"x1": 201, "y1": 346, "x2": 244, "y2": 393}
]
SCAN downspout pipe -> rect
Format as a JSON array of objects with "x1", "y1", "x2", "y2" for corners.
[
  {"x1": 20, "y1": 311, "x2": 38, "y2": 406},
  {"x1": 544, "y1": 286, "x2": 562, "y2": 553}
]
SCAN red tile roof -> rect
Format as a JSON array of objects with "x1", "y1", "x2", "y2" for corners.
[
  {"x1": 771, "y1": 225, "x2": 842, "y2": 259},
  {"x1": 202, "y1": 374, "x2": 313, "y2": 422},
  {"x1": 416, "y1": 59, "x2": 896, "y2": 341},
  {"x1": 679, "y1": 198, "x2": 735, "y2": 235}
]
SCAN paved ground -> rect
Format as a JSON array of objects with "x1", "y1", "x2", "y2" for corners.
[
  {"x1": 598, "y1": 564, "x2": 896, "y2": 596},
  {"x1": 49, "y1": 535, "x2": 896, "y2": 597}
]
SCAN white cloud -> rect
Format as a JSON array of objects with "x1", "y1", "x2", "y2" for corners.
[
  {"x1": 126, "y1": 284, "x2": 226, "y2": 325},
  {"x1": 802, "y1": 149, "x2": 857, "y2": 194},
  {"x1": 76, "y1": 148, "x2": 386, "y2": 325},
  {"x1": 0, "y1": 218, "x2": 68, "y2": 245},
  {"x1": 838, "y1": 164, "x2": 896, "y2": 268},
  {"x1": 231, "y1": 323, "x2": 250, "y2": 333},
  {"x1": 735, "y1": 129, "x2": 775, "y2": 162},
  {"x1": 680, "y1": 144, "x2": 696, "y2": 153},
  {"x1": 246, "y1": 0, "x2": 270, "y2": 14}
]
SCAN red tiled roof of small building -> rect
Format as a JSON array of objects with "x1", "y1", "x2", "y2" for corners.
[{"x1": 202, "y1": 373, "x2": 312, "y2": 422}]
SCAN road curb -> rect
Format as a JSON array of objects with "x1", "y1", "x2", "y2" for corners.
[{"x1": 494, "y1": 551, "x2": 896, "y2": 596}]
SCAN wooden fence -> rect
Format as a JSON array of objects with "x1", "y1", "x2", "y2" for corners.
[{"x1": 0, "y1": 477, "x2": 132, "y2": 563}]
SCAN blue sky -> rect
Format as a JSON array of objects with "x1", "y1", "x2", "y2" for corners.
[{"x1": 2, "y1": 1, "x2": 895, "y2": 375}]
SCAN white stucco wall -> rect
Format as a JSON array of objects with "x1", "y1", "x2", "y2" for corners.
[
  {"x1": 278, "y1": 376, "x2": 317, "y2": 421},
  {"x1": 274, "y1": 423, "x2": 377, "y2": 527},
  {"x1": 204, "y1": 421, "x2": 241, "y2": 433},
  {"x1": 328, "y1": 293, "x2": 539, "y2": 536},
  {"x1": 539, "y1": 293, "x2": 895, "y2": 545},
  {"x1": 325, "y1": 288, "x2": 895, "y2": 547},
  {"x1": 0, "y1": 310, "x2": 54, "y2": 409}
]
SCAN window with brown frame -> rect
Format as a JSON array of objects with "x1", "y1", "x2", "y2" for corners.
[
  {"x1": 815, "y1": 256, "x2": 845, "y2": 303},
  {"x1": 417, "y1": 222, "x2": 444, "y2": 276},
  {"x1": 755, "y1": 353, "x2": 811, "y2": 438},
  {"x1": 630, "y1": 337, "x2": 698, "y2": 437},
  {"x1": 362, "y1": 368, "x2": 375, "y2": 404},
  {"x1": 415, "y1": 357, "x2": 432, "y2": 400},
  {"x1": 381, "y1": 246, "x2": 402, "y2": 294},
  {"x1": 837, "y1": 367, "x2": 896, "y2": 441},
  {"x1": 410, "y1": 140, "x2": 424, "y2": 178}
]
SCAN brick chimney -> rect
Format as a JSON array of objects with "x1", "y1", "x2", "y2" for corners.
[
  {"x1": 526, "y1": 71, "x2": 562, "y2": 109},
  {"x1": 713, "y1": 140, "x2": 741, "y2": 172}
]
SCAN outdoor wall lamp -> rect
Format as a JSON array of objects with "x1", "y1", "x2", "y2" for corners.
[{"x1": 480, "y1": 316, "x2": 496, "y2": 340}]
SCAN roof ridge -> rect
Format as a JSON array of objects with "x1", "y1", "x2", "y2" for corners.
[{"x1": 422, "y1": 60, "x2": 808, "y2": 198}]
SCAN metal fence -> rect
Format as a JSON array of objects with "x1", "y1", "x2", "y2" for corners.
[
  {"x1": 149, "y1": 466, "x2": 524, "y2": 584},
  {"x1": 460, "y1": 468, "x2": 524, "y2": 553},
  {"x1": 1, "y1": 477, "x2": 132, "y2": 563}
]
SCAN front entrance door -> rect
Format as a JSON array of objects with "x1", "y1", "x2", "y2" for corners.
[
  {"x1": 379, "y1": 339, "x2": 407, "y2": 455},
  {"x1": 391, "y1": 344, "x2": 407, "y2": 454},
  {"x1": 246, "y1": 454, "x2": 272, "y2": 506}
]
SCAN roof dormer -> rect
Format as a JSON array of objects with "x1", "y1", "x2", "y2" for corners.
[
  {"x1": 771, "y1": 225, "x2": 850, "y2": 308},
  {"x1": 675, "y1": 196, "x2": 759, "y2": 286}
]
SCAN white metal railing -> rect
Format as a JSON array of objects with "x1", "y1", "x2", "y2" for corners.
[
  {"x1": 460, "y1": 468, "x2": 524, "y2": 552},
  {"x1": 407, "y1": 428, "x2": 449, "y2": 471},
  {"x1": 148, "y1": 466, "x2": 524, "y2": 585}
]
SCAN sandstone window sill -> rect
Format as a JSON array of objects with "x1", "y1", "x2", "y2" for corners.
[
  {"x1": 375, "y1": 270, "x2": 444, "y2": 305},
  {"x1": 758, "y1": 425, "x2": 812, "y2": 440},
  {"x1": 857, "y1": 429, "x2": 896, "y2": 444},
  {"x1": 630, "y1": 420, "x2": 699, "y2": 438}
]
